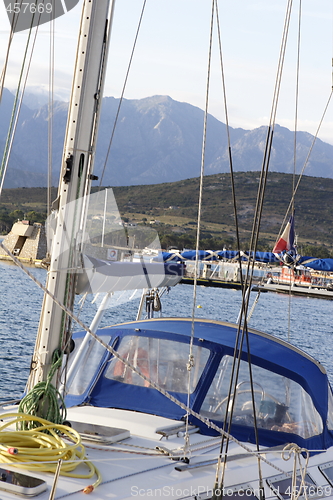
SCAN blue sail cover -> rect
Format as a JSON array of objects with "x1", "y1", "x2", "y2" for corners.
[
  {"x1": 156, "y1": 250, "x2": 333, "y2": 271},
  {"x1": 298, "y1": 257, "x2": 333, "y2": 272},
  {"x1": 66, "y1": 318, "x2": 333, "y2": 452},
  {"x1": 157, "y1": 250, "x2": 281, "y2": 264}
]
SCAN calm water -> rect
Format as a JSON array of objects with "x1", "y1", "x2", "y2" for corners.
[{"x1": 0, "y1": 260, "x2": 332, "y2": 401}]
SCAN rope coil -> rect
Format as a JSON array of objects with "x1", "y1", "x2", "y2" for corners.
[
  {"x1": 18, "y1": 351, "x2": 66, "y2": 428},
  {"x1": 0, "y1": 413, "x2": 101, "y2": 493}
]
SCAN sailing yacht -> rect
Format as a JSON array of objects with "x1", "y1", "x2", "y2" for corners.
[{"x1": 1, "y1": 1, "x2": 333, "y2": 499}]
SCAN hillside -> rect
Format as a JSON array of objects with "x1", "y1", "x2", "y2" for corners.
[{"x1": 0, "y1": 172, "x2": 332, "y2": 255}]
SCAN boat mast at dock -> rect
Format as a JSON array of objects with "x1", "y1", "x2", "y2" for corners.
[{"x1": 26, "y1": 0, "x2": 116, "y2": 391}]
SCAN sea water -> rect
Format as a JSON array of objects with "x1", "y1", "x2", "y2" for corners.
[{"x1": 0, "y1": 260, "x2": 332, "y2": 401}]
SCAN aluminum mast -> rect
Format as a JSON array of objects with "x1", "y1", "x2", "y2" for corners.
[{"x1": 27, "y1": 0, "x2": 115, "y2": 390}]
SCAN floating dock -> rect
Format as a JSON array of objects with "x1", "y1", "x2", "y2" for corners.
[{"x1": 252, "y1": 282, "x2": 333, "y2": 300}]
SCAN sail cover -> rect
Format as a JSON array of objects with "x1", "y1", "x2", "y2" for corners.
[
  {"x1": 156, "y1": 250, "x2": 333, "y2": 272},
  {"x1": 157, "y1": 250, "x2": 281, "y2": 264},
  {"x1": 298, "y1": 257, "x2": 333, "y2": 272},
  {"x1": 76, "y1": 254, "x2": 183, "y2": 294}
]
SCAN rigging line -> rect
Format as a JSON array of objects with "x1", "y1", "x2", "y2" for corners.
[
  {"x1": 0, "y1": 1, "x2": 46, "y2": 192},
  {"x1": 61, "y1": 0, "x2": 118, "y2": 349},
  {"x1": 240, "y1": 0, "x2": 294, "y2": 432},
  {"x1": 243, "y1": 0, "x2": 293, "y2": 301},
  {"x1": 214, "y1": 0, "x2": 244, "y2": 292},
  {"x1": 98, "y1": 0, "x2": 147, "y2": 189},
  {"x1": 237, "y1": 0, "x2": 291, "y2": 232},
  {"x1": 215, "y1": 0, "x2": 295, "y2": 470},
  {"x1": 245, "y1": 3, "x2": 293, "y2": 259},
  {"x1": 186, "y1": 0, "x2": 215, "y2": 457},
  {"x1": 214, "y1": 0, "x2": 247, "y2": 416},
  {"x1": 0, "y1": 23, "x2": 41, "y2": 195},
  {"x1": 60, "y1": 279, "x2": 88, "y2": 394},
  {"x1": 0, "y1": 0, "x2": 23, "y2": 101},
  {"x1": 77, "y1": 5, "x2": 116, "y2": 257},
  {"x1": 236, "y1": 0, "x2": 294, "y2": 399},
  {"x1": 293, "y1": 0, "x2": 302, "y2": 212},
  {"x1": 287, "y1": 0, "x2": 302, "y2": 343},
  {"x1": 269, "y1": 0, "x2": 294, "y2": 127},
  {"x1": 214, "y1": 309, "x2": 265, "y2": 500},
  {"x1": 212, "y1": 2, "x2": 262, "y2": 497},
  {"x1": 0, "y1": 32, "x2": 14, "y2": 103},
  {"x1": 0, "y1": 0, "x2": 44, "y2": 101},
  {"x1": 48, "y1": 5, "x2": 56, "y2": 218},
  {"x1": 215, "y1": 3, "x2": 294, "y2": 495},
  {"x1": 0, "y1": 240, "x2": 304, "y2": 480},
  {"x1": 273, "y1": 88, "x2": 333, "y2": 248},
  {"x1": 214, "y1": 9, "x2": 292, "y2": 488}
]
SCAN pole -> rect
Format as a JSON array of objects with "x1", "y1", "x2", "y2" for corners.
[{"x1": 27, "y1": 0, "x2": 116, "y2": 391}]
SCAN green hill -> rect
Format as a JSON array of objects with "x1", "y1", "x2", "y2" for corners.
[{"x1": 1, "y1": 172, "x2": 332, "y2": 256}]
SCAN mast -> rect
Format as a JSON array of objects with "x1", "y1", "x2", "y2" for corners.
[{"x1": 27, "y1": 0, "x2": 116, "y2": 390}]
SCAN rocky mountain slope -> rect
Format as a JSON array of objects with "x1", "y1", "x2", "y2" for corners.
[{"x1": 1, "y1": 89, "x2": 332, "y2": 188}]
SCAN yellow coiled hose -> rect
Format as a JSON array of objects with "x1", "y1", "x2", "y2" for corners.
[{"x1": 0, "y1": 413, "x2": 101, "y2": 493}]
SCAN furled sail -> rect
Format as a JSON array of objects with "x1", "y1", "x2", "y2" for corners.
[
  {"x1": 156, "y1": 249, "x2": 333, "y2": 272},
  {"x1": 76, "y1": 254, "x2": 183, "y2": 294}
]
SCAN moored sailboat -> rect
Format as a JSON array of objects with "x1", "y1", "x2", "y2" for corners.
[{"x1": 1, "y1": 1, "x2": 333, "y2": 499}]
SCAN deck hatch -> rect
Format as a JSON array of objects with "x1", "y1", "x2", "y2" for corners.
[
  {"x1": 181, "y1": 484, "x2": 257, "y2": 500},
  {"x1": 70, "y1": 421, "x2": 130, "y2": 444},
  {"x1": 319, "y1": 462, "x2": 333, "y2": 485},
  {"x1": 267, "y1": 473, "x2": 316, "y2": 499},
  {"x1": 0, "y1": 468, "x2": 47, "y2": 496}
]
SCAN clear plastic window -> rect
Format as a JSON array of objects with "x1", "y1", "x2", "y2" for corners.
[
  {"x1": 327, "y1": 388, "x2": 333, "y2": 430},
  {"x1": 200, "y1": 355, "x2": 323, "y2": 439},
  {"x1": 105, "y1": 336, "x2": 210, "y2": 393},
  {"x1": 64, "y1": 334, "x2": 112, "y2": 396}
]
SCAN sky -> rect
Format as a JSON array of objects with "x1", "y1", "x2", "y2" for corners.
[{"x1": 0, "y1": 0, "x2": 333, "y2": 143}]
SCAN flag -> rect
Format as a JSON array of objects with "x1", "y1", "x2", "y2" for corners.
[{"x1": 273, "y1": 215, "x2": 295, "y2": 254}]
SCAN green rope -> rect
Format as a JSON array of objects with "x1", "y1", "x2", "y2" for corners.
[{"x1": 18, "y1": 351, "x2": 67, "y2": 430}]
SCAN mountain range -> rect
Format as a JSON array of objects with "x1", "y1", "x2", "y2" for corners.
[{"x1": 1, "y1": 88, "x2": 332, "y2": 188}]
